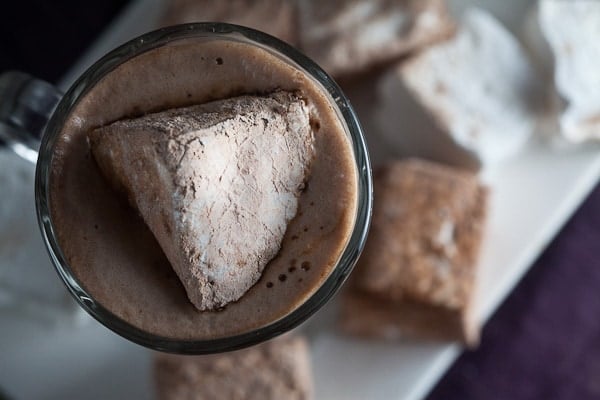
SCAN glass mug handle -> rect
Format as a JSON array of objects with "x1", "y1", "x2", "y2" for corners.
[
  {"x1": 0, "y1": 71, "x2": 63, "y2": 163},
  {"x1": 0, "y1": 71, "x2": 85, "y2": 324}
]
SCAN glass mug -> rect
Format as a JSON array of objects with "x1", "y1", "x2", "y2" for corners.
[{"x1": 0, "y1": 23, "x2": 372, "y2": 354}]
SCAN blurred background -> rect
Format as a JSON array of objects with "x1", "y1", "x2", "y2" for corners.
[{"x1": 1, "y1": 1, "x2": 599, "y2": 399}]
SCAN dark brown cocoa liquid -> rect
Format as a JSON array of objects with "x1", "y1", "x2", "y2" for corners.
[{"x1": 49, "y1": 37, "x2": 358, "y2": 340}]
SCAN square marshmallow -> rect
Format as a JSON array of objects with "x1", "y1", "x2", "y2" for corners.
[
  {"x1": 299, "y1": 0, "x2": 455, "y2": 77},
  {"x1": 377, "y1": 8, "x2": 542, "y2": 169},
  {"x1": 538, "y1": 0, "x2": 600, "y2": 142},
  {"x1": 340, "y1": 159, "x2": 487, "y2": 344},
  {"x1": 154, "y1": 335, "x2": 313, "y2": 400},
  {"x1": 161, "y1": 0, "x2": 299, "y2": 46}
]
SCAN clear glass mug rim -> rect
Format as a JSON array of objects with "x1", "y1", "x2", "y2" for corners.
[{"x1": 33, "y1": 22, "x2": 373, "y2": 354}]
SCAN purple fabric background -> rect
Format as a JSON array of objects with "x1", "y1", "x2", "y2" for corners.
[{"x1": 1, "y1": 2, "x2": 599, "y2": 399}]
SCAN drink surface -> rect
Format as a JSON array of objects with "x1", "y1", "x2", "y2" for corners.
[{"x1": 49, "y1": 37, "x2": 358, "y2": 340}]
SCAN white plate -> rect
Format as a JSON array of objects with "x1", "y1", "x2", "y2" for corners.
[{"x1": 1, "y1": 1, "x2": 599, "y2": 399}]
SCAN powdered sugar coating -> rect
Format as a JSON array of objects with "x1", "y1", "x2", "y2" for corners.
[
  {"x1": 378, "y1": 8, "x2": 541, "y2": 168},
  {"x1": 90, "y1": 92, "x2": 315, "y2": 310},
  {"x1": 299, "y1": 0, "x2": 455, "y2": 77},
  {"x1": 539, "y1": 0, "x2": 600, "y2": 142}
]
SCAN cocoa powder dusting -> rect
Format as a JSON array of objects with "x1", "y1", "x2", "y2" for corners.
[{"x1": 90, "y1": 91, "x2": 315, "y2": 310}]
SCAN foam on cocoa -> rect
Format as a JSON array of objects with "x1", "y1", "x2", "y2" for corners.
[{"x1": 49, "y1": 38, "x2": 358, "y2": 340}]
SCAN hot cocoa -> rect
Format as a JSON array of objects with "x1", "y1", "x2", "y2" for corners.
[{"x1": 48, "y1": 36, "x2": 358, "y2": 340}]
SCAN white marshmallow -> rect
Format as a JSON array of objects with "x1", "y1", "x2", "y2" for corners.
[
  {"x1": 299, "y1": 0, "x2": 455, "y2": 77},
  {"x1": 539, "y1": 0, "x2": 600, "y2": 143},
  {"x1": 376, "y1": 8, "x2": 541, "y2": 169},
  {"x1": 90, "y1": 93, "x2": 314, "y2": 311}
]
